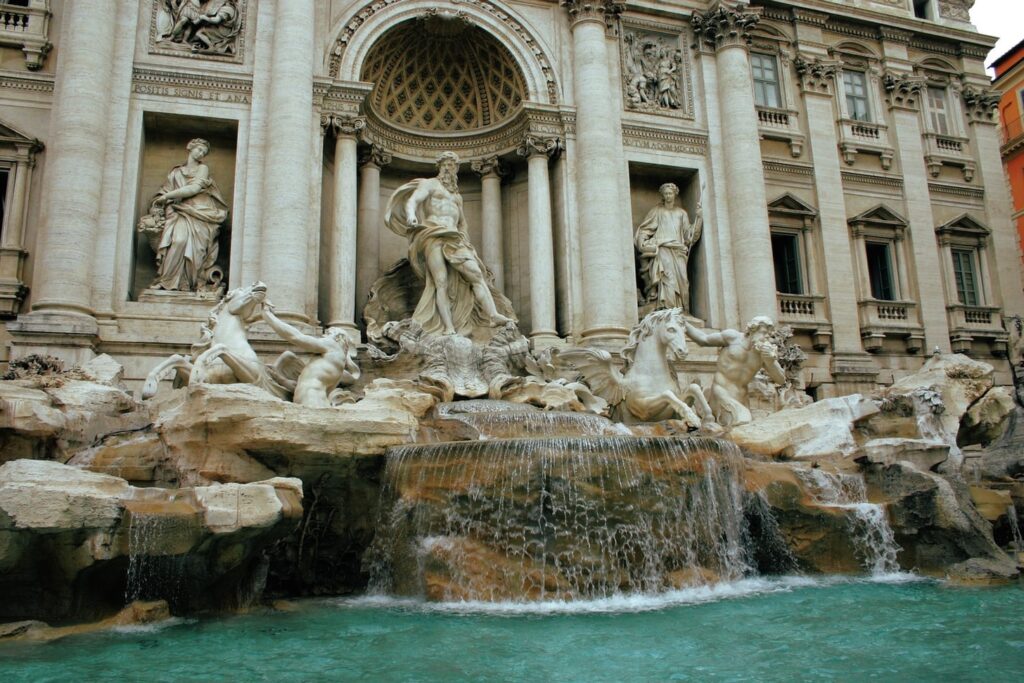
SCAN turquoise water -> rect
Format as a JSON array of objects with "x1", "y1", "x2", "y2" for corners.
[{"x1": 2, "y1": 576, "x2": 1022, "y2": 682}]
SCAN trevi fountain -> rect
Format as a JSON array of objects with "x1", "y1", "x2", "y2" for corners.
[{"x1": 0, "y1": 0, "x2": 1022, "y2": 680}]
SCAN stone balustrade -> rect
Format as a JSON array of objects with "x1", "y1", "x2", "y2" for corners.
[{"x1": 0, "y1": 1, "x2": 50, "y2": 70}]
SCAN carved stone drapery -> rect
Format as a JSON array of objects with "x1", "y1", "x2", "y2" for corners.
[
  {"x1": 151, "y1": 0, "x2": 245, "y2": 62},
  {"x1": 691, "y1": 3, "x2": 761, "y2": 53},
  {"x1": 516, "y1": 134, "x2": 563, "y2": 160},
  {"x1": 961, "y1": 86, "x2": 1001, "y2": 124},
  {"x1": 793, "y1": 55, "x2": 838, "y2": 95},
  {"x1": 883, "y1": 72, "x2": 925, "y2": 110}
]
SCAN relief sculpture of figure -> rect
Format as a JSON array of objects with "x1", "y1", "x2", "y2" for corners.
[
  {"x1": 384, "y1": 151, "x2": 515, "y2": 338},
  {"x1": 684, "y1": 316, "x2": 788, "y2": 428},
  {"x1": 139, "y1": 138, "x2": 228, "y2": 293},
  {"x1": 634, "y1": 182, "x2": 702, "y2": 314},
  {"x1": 158, "y1": 0, "x2": 241, "y2": 55}
]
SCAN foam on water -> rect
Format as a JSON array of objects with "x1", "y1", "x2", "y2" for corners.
[{"x1": 333, "y1": 574, "x2": 927, "y2": 616}]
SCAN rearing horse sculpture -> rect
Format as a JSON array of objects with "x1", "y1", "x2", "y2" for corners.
[
  {"x1": 141, "y1": 281, "x2": 284, "y2": 399},
  {"x1": 557, "y1": 308, "x2": 711, "y2": 428}
]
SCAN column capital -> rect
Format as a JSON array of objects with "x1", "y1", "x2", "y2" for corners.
[
  {"x1": 516, "y1": 134, "x2": 563, "y2": 161},
  {"x1": 560, "y1": 0, "x2": 624, "y2": 29},
  {"x1": 691, "y1": 2, "x2": 761, "y2": 53},
  {"x1": 793, "y1": 55, "x2": 838, "y2": 95},
  {"x1": 358, "y1": 143, "x2": 392, "y2": 169},
  {"x1": 882, "y1": 71, "x2": 925, "y2": 111},
  {"x1": 321, "y1": 113, "x2": 366, "y2": 138},
  {"x1": 470, "y1": 155, "x2": 509, "y2": 178},
  {"x1": 961, "y1": 85, "x2": 1001, "y2": 125}
]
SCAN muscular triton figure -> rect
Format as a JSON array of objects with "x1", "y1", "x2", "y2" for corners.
[
  {"x1": 384, "y1": 151, "x2": 514, "y2": 337},
  {"x1": 684, "y1": 316, "x2": 787, "y2": 427},
  {"x1": 262, "y1": 305, "x2": 360, "y2": 408}
]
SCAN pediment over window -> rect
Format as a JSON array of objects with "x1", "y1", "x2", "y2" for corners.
[
  {"x1": 768, "y1": 193, "x2": 818, "y2": 217},
  {"x1": 936, "y1": 213, "x2": 989, "y2": 238},
  {"x1": 848, "y1": 205, "x2": 908, "y2": 238},
  {"x1": 0, "y1": 118, "x2": 42, "y2": 156}
]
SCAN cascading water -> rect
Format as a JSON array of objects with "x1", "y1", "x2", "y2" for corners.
[
  {"x1": 124, "y1": 505, "x2": 198, "y2": 606},
  {"x1": 434, "y1": 401, "x2": 632, "y2": 439},
  {"x1": 796, "y1": 469, "x2": 901, "y2": 575},
  {"x1": 1006, "y1": 504, "x2": 1024, "y2": 553},
  {"x1": 366, "y1": 436, "x2": 762, "y2": 601}
]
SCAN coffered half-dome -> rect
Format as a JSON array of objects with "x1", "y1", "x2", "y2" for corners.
[{"x1": 360, "y1": 17, "x2": 527, "y2": 133}]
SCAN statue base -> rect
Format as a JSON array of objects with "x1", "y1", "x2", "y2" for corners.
[{"x1": 138, "y1": 287, "x2": 226, "y2": 304}]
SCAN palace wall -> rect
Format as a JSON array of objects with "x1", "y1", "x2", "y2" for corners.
[{"x1": 0, "y1": 0, "x2": 1017, "y2": 395}]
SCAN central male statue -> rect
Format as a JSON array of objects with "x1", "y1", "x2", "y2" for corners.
[{"x1": 385, "y1": 151, "x2": 515, "y2": 338}]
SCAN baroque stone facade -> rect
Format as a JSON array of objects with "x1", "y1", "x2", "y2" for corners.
[{"x1": 0, "y1": 0, "x2": 1019, "y2": 397}]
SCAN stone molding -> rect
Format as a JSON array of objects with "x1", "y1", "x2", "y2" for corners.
[
  {"x1": 358, "y1": 144, "x2": 392, "y2": 170},
  {"x1": 793, "y1": 55, "x2": 838, "y2": 95},
  {"x1": 621, "y1": 124, "x2": 707, "y2": 156},
  {"x1": 883, "y1": 71, "x2": 925, "y2": 111},
  {"x1": 516, "y1": 134, "x2": 563, "y2": 160},
  {"x1": 928, "y1": 181, "x2": 984, "y2": 200},
  {"x1": 131, "y1": 67, "x2": 252, "y2": 104},
  {"x1": 841, "y1": 171, "x2": 904, "y2": 191},
  {"x1": 0, "y1": 70, "x2": 54, "y2": 94},
  {"x1": 691, "y1": 3, "x2": 761, "y2": 53},
  {"x1": 789, "y1": 8, "x2": 828, "y2": 27},
  {"x1": 961, "y1": 86, "x2": 1001, "y2": 124},
  {"x1": 321, "y1": 113, "x2": 366, "y2": 138},
  {"x1": 329, "y1": 0, "x2": 560, "y2": 106},
  {"x1": 763, "y1": 160, "x2": 814, "y2": 177},
  {"x1": 878, "y1": 27, "x2": 913, "y2": 45}
]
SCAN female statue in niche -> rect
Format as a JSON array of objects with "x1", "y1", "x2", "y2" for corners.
[
  {"x1": 634, "y1": 182, "x2": 702, "y2": 314},
  {"x1": 138, "y1": 138, "x2": 228, "y2": 293}
]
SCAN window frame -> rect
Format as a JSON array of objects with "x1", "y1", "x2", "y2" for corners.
[
  {"x1": 751, "y1": 52, "x2": 782, "y2": 110},
  {"x1": 842, "y1": 70, "x2": 872, "y2": 122},
  {"x1": 771, "y1": 230, "x2": 804, "y2": 295}
]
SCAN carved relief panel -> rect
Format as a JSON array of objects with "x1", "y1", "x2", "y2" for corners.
[
  {"x1": 149, "y1": 0, "x2": 246, "y2": 62},
  {"x1": 620, "y1": 23, "x2": 692, "y2": 118}
]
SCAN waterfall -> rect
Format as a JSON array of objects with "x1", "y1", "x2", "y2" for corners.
[
  {"x1": 124, "y1": 509, "x2": 196, "y2": 606},
  {"x1": 797, "y1": 469, "x2": 901, "y2": 575},
  {"x1": 1007, "y1": 505, "x2": 1023, "y2": 553},
  {"x1": 366, "y1": 436, "x2": 758, "y2": 601},
  {"x1": 435, "y1": 400, "x2": 631, "y2": 439}
]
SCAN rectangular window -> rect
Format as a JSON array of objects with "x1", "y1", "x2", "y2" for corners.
[
  {"x1": 913, "y1": 0, "x2": 934, "y2": 20},
  {"x1": 951, "y1": 248, "x2": 979, "y2": 306},
  {"x1": 751, "y1": 53, "x2": 781, "y2": 109},
  {"x1": 771, "y1": 232, "x2": 802, "y2": 294},
  {"x1": 865, "y1": 242, "x2": 895, "y2": 301},
  {"x1": 0, "y1": 168, "x2": 8, "y2": 244},
  {"x1": 927, "y1": 86, "x2": 949, "y2": 135},
  {"x1": 843, "y1": 71, "x2": 871, "y2": 122}
]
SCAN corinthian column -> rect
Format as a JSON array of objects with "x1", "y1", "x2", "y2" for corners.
[
  {"x1": 692, "y1": 3, "x2": 776, "y2": 322},
  {"x1": 470, "y1": 156, "x2": 507, "y2": 292},
  {"x1": 260, "y1": 0, "x2": 315, "y2": 324},
  {"x1": 561, "y1": 0, "x2": 634, "y2": 346},
  {"x1": 25, "y1": 1, "x2": 116, "y2": 323},
  {"x1": 517, "y1": 135, "x2": 562, "y2": 346},
  {"x1": 357, "y1": 144, "x2": 391, "y2": 320},
  {"x1": 324, "y1": 114, "x2": 364, "y2": 336}
]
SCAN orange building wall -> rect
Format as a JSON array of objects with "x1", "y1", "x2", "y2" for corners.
[{"x1": 994, "y1": 41, "x2": 1024, "y2": 267}]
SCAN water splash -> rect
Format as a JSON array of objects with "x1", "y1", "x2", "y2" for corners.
[
  {"x1": 366, "y1": 436, "x2": 756, "y2": 601},
  {"x1": 797, "y1": 469, "x2": 901, "y2": 575}
]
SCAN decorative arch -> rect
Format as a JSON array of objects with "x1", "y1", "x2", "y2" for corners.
[{"x1": 326, "y1": 0, "x2": 561, "y2": 106}]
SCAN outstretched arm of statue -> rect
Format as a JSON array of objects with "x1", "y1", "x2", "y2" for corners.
[
  {"x1": 263, "y1": 305, "x2": 331, "y2": 355},
  {"x1": 684, "y1": 321, "x2": 728, "y2": 347}
]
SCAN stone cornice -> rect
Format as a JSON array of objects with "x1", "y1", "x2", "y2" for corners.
[
  {"x1": 691, "y1": 3, "x2": 761, "y2": 53},
  {"x1": 841, "y1": 170, "x2": 904, "y2": 191},
  {"x1": 883, "y1": 71, "x2": 925, "y2": 111},
  {"x1": 878, "y1": 26, "x2": 913, "y2": 45},
  {"x1": 131, "y1": 67, "x2": 252, "y2": 104},
  {"x1": 928, "y1": 181, "x2": 985, "y2": 200},
  {"x1": 622, "y1": 124, "x2": 707, "y2": 155},
  {"x1": 793, "y1": 54, "x2": 838, "y2": 95},
  {"x1": 0, "y1": 69, "x2": 53, "y2": 95}
]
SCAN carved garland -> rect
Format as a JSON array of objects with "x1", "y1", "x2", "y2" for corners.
[{"x1": 329, "y1": 0, "x2": 560, "y2": 106}]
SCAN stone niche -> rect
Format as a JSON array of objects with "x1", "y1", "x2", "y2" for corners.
[
  {"x1": 132, "y1": 112, "x2": 237, "y2": 302},
  {"x1": 628, "y1": 163, "x2": 705, "y2": 320}
]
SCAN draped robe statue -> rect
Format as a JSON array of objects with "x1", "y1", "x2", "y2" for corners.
[{"x1": 634, "y1": 182, "x2": 702, "y2": 314}]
